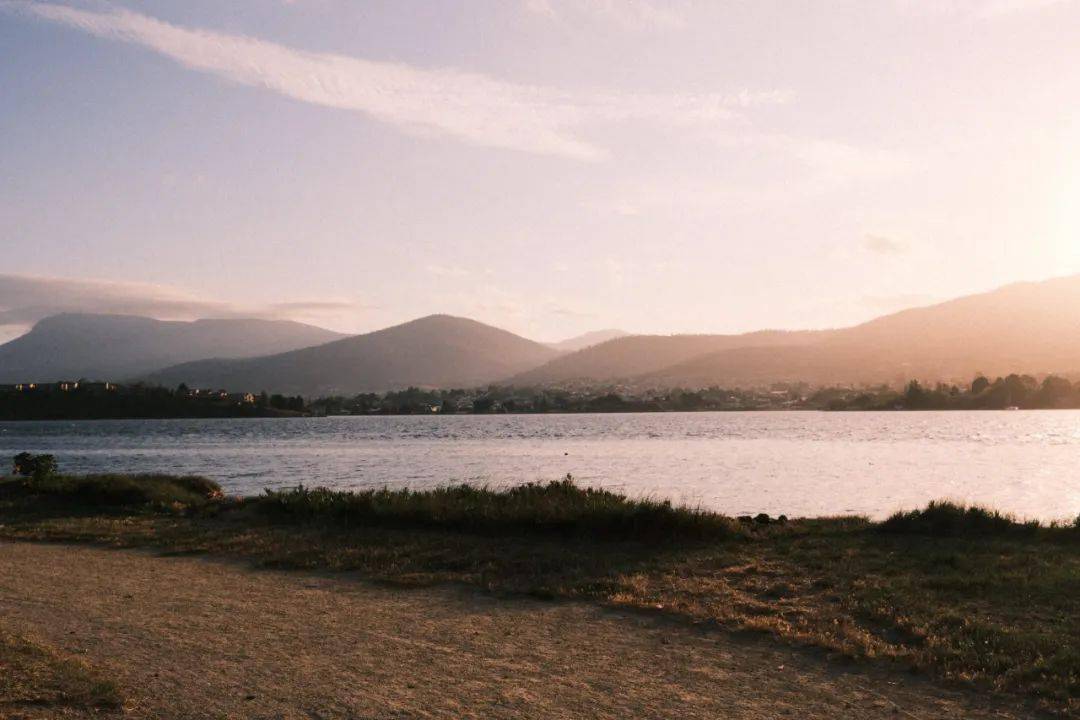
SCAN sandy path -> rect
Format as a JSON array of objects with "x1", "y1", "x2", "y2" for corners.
[{"x1": 0, "y1": 541, "x2": 1039, "y2": 720}]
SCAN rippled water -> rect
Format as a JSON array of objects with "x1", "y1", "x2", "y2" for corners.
[{"x1": 2, "y1": 411, "x2": 1079, "y2": 520}]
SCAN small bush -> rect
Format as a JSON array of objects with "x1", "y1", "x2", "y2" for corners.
[
  {"x1": 879, "y1": 501, "x2": 1040, "y2": 537},
  {"x1": 256, "y1": 476, "x2": 744, "y2": 542},
  {"x1": 12, "y1": 453, "x2": 57, "y2": 482}
]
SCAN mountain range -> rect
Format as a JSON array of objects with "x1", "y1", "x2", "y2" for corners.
[
  {"x1": 144, "y1": 315, "x2": 560, "y2": 395},
  {"x1": 544, "y1": 329, "x2": 629, "y2": 353},
  {"x1": 4, "y1": 275, "x2": 1080, "y2": 394},
  {"x1": 0, "y1": 314, "x2": 345, "y2": 384},
  {"x1": 517, "y1": 276, "x2": 1080, "y2": 388}
]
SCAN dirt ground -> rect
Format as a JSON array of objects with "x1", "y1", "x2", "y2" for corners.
[{"x1": 0, "y1": 541, "x2": 1044, "y2": 720}]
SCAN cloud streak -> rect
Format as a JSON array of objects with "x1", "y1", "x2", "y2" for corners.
[
  {"x1": 897, "y1": 0, "x2": 1075, "y2": 17},
  {"x1": 9, "y1": 2, "x2": 785, "y2": 160},
  {"x1": 861, "y1": 234, "x2": 910, "y2": 255},
  {"x1": 0, "y1": 274, "x2": 366, "y2": 335},
  {"x1": 524, "y1": 0, "x2": 688, "y2": 31}
]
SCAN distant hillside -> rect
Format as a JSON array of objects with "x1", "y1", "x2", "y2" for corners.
[
  {"x1": 32, "y1": 274, "x2": 1080, "y2": 395},
  {"x1": 146, "y1": 314, "x2": 560, "y2": 395},
  {"x1": 512, "y1": 330, "x2": 832, "y2": 385},
  {"x1": 0, "y1": 314, "x2": 346, "y2": 383},
  {"x1": 641, "y1": 275, "x2": 1080, "y2": 387},
  {"x1": 546, "y1": 329, "x2": 629, "y2": 353}
]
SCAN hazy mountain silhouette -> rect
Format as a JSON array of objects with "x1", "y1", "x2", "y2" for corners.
[
  {"x1": 513, "y1": 275, "x2": 1080, "y2": 388},
  {"x1": 513, "y1": 330, "x2": 832, "y2": 385},
  {"x1": 14, "y1": 275, "x2": 1080, "y2": 394},
  {"x1": 640, "y1": 275, "x2": 1080, "y2": 387},
  {"x1": 546, "y1": 329, "x2": 629, "y2": 353},
  {"x1": 146, "y1": 314, "x2": 559, "y2": 395},
  {"x1": 0, "y1": 313, "x2": 346, "y2": 383}
]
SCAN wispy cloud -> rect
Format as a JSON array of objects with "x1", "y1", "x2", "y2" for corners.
[
  {"x1": 0, "y1": 274, "x2": 366, "y2": 335},
  {"x1": 545, "y1": 302, "x2": 594, "y2": 318},
  {"x1": 266, "y1": 300, "x2": 368, "y2": 315},
  {"x1": 861, "y1": 293, "x2": 936, "y2": 312},
  {"x1": 715, "y1": 133, "x2": 911, "y2": 190},
  {"x1": 425, "y1": 264, "x2": 472, "y2": 279},
  {"x1": 524, "y1": 0, "x2": 688, "y2": 31},
  {"x1": 7, "y1": 2, "x2": 784, "y2": 161},
  {"x1": 896, "y1": 0, "x2": 1074, "y2": 17},
  {"x1": 861, "y1": 234, "x2": 910, "y2": 255},
  {"x1": 0, "y1": 275, "x2": 232, "y2": 328},
  {"x1": 588, "y1": 135, "x2": 911, "y2": 220},
  {"x1": 975, "y1": 0, "x2": 1072, "y2": 15}
]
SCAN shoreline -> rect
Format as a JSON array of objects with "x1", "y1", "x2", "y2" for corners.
[{"x1": 4, "y1": 405, "x2": 1080, "y2": 422}]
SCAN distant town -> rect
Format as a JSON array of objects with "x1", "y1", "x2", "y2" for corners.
[
  {"x1": 0, "y1": 381, "x2": 304, "y2": 420},
  {"x1": 3, "y1": 372, "x2": 1080, "y2": 420}
]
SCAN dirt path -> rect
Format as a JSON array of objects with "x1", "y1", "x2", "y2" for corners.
[{"x1": 0, "y1": 541, "x2": 1040, "y2": 720}]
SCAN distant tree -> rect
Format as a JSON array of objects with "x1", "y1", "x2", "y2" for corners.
[
  {"x1": 589, "y1": 393, "x2": 628, "y2": 411},
  {"x1": 1037, "y1": 375, "x2": 1073, "y2": 407},
  {"x1": 12, "y1": 452, "x2": 57, "y2": 483},
  {"x1": 904, "y1": 379, "x2": 926, "y2": 408},
  {"x1": 1003, "y1": 374, "x2": 1031, "y2": 406},
  {"x1": 971, "y1": 376, "x2": 990, "y2": 395}
]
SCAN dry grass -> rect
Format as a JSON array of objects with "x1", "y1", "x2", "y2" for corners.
[
  {"x1": 0, "y1": 624, "x2": 123, "y2": 715},
  {"x1": 0, "y1": 475, "x2": 1077, "y2": 715}
]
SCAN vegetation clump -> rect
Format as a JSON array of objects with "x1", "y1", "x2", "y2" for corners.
[
  {"x1": 879, "y1": 501, "x2": 1045, "y2": 537},
  {"x1": 12, "y1": 452, "x2": 57, "y2": 482},
  {"x1": 256, "y1": 475, "x2": 744, "y2": 541},
  {"x1": 16, "y1": 471, "x2": 223, "y2": 510}
]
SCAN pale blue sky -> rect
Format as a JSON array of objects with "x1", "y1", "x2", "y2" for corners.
[{"x1": 2, "y1": 0, "x2": 1080, "y2": 342}]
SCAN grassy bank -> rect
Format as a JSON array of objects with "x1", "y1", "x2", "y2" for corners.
[{"x1": 1, "y1": 474, "x2": 1077, "y2": 715}]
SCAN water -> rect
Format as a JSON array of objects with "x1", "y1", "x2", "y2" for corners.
[{"x1": 1, "y1": 411, "x2": 1078, "y2": 521}]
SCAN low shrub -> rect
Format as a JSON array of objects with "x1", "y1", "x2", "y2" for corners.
[
  {"x1": 879, "y1": 501, "x2": 1041, "y2": 537},
  {"x1": 256, "y1": 475, "x2": 744, "y2": 541},
  {"x1": 12, "y1": 452, "x2": 57, "y2": 482}
]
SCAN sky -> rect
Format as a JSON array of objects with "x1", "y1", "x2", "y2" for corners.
[{"x1": 2, "y1": 0, "x2": 1080, "y2": 344}]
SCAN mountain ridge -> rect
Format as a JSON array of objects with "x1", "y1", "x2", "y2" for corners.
[
  {"x1": 8, "y1": 275, "x2": 1080, "y2": 394},
  {"x1": 636, "y1": 275, "x2": 1080, "y2": 387},
  {"x1": 144, "y1": 314, "x2": 559, "y2": 395},
  {"x1": 0, "y1": 313, "x2": 347, "y2": 383},
  {"x1": 545, "y1": 329, "x2": 630, "y2": 353}
]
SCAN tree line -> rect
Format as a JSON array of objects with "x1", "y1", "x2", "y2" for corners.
[
  {"x1": 823, "y1": 373, "x2": 1080, "y2": 411},
  {"x1": 0, "y1": 383, "x2": 305, "y2": 420}
]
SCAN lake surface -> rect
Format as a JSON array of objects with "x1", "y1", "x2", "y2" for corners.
[{"x1": 2, "y1": 411, "x2": 1079, "y2": 521}]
